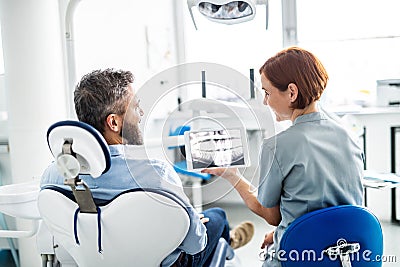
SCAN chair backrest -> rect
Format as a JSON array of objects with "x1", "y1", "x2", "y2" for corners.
[
  {"x1": 38, "y1": 188, "x2": 190, "y2": 267},
  {"x1": 279, "y1": 205, "x2": 383, "y2": 267}
]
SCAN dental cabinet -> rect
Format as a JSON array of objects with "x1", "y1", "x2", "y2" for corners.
[{"x1": 334, "y1": 107, "x2": 400, "y2": 222}]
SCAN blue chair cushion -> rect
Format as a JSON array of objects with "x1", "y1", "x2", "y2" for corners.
[
  {"x1": 173, "y1": 161, "x2": 211, "y2": 180},
  {"x1": 279, "y1": 205, "x2": 383, "y2": 267},
  {"x1": 169, "y1": 125, "x2": 191, "y2": 136},
  {"x1": 168, "y1": 125, "x2": 191, "y2": 150},
  {"x1": 169, "y1": 126, "x2": 211, "y2": 180}
]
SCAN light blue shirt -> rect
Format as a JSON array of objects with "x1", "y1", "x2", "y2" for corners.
[
  {"x1": 41, "y1": 144, "x2": 207, "y2": 267},
  {"x1": 257, "y1": 112, "x2": 364, "y2": 266}
]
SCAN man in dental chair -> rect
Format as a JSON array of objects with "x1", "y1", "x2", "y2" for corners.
[{"x1": 40, "y1": 69, "x2": 254, "y2": 267}]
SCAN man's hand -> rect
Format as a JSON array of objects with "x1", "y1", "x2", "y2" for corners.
[
  {"x1": 261, "y1": 230, "x2": 274, "y2": 249},
  {"x1": 199, "y1": 213, "x2": 209, "y2": 224}
]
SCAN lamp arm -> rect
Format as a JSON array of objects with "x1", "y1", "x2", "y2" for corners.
[
  {"x1": 65, "y1": 0, "x2": 82, "y2": 118},
  {"x1": 265, "y1": 0, "x2": 269, "y2": 30},
  {"x1": 187, "y1": 5, "x2": 198, "y2": 30}
]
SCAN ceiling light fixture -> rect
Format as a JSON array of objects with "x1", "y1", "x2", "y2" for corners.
[{"x1": 187, "y1": 0, "x2": 269, "y2": 30}]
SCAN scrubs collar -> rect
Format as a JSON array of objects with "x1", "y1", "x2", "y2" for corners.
[{"x1": 293, "y1": 112, "x2": 326, "y2": 125}]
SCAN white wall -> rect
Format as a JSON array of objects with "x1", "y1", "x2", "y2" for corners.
[{"x1": 0, "y1": 0, "x2": 67, "y2": 266}]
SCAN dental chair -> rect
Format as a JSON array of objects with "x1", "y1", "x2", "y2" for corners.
[
  {"x1": 38, "y1": 120, "x2": 234, "y2": 267},
  {"x1": 169, "y1": 126, "x2": 211, "y2": 212},
  {"x1": 278, "y1": 205, "x2": 383, "y2": 267}
]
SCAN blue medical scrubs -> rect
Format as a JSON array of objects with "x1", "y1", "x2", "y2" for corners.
[{"x1": 257, "y1": 112, "x2": 364, "y2": 266}]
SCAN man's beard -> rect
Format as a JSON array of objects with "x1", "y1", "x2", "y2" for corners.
[{"x1": 121, "y1": 122, "x2": 143, "y2": 145}]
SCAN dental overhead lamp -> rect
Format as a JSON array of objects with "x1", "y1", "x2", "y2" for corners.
[{"x1": 187, "y1": 0, "x2": 269, "y2": 30}]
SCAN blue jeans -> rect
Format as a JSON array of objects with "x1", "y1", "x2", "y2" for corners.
[{"x1": 177, "y1": 207, "x2": 230, "y2": 267}]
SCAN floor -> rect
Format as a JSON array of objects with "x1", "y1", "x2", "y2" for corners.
[
  {"x1": 204, "y1": 201, "x2": 400, "y2": 267},
  {"x1": 0, "y1": 250, "x2": 16, "y2": 267}
]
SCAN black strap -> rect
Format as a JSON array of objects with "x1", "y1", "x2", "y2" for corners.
[{"x1": 73, "y1": 206, "x2": 103, "y2": 254}]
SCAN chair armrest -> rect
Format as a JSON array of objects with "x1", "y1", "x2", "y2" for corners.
[{"x1": 0, "y1": 219, "x2": 39, "y2": 238}]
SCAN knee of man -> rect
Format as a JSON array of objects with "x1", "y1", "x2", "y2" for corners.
[{"x1": 206, "y1": 207, "x2": 227, "y2": 220}]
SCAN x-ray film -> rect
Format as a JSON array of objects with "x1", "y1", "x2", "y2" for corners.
[{"x1": 184, "y1": 128, "x2": 250, "y2": 171}]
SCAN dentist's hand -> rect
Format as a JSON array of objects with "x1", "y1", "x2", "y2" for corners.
[{"x1": 201, "y1": 168, "x2": 239, "y2": 182}]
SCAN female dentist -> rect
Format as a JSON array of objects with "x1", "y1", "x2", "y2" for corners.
[{"x1": 202, "y1": 46, "x2": 364, "y2": 266}]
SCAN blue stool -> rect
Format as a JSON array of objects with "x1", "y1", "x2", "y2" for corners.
[
  {"x1": 169, "y1": 126, "x2": 211, "y2": 212},
  {"x1": 279, "y1": 205, "x2": 383, "y2": 267}
]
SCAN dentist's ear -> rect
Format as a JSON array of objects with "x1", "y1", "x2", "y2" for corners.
[{"x1": 288, "y1": 83, "x2": 298, "y2": 103}]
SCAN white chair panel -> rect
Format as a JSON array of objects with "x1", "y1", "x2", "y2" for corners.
[{"x1": 38, "y1": 189, "x2": 190, "y2": 267}]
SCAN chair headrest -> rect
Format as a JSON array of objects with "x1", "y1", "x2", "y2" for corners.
[{"x1": 47, "y1": 120, "x2": 111, "y2": 178}]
